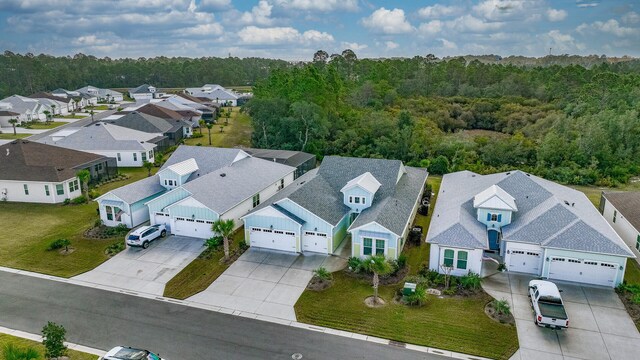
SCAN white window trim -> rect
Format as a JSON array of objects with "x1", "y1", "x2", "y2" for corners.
[
  {"x1": 442, "y1": 248, "x2": 469, "y2": 270},
  {"x1": 361, "y1": 236, "x2": 387, "y2": 257}
]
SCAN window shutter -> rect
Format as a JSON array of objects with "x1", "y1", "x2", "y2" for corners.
[
  {"x1": 497, "y1": 214, "x2": 502, "y2": 222},
  {"x1": 486, "y1": 213, "x2": 491, "y2": 221}
]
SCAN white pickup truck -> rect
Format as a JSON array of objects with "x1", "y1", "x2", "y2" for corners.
[{"x1": 528, "y1": 280, "x2": 569, "y2": 329}]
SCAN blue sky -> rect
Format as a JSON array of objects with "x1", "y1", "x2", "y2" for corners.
[{"x1": 0, "y1": 0, "x2": 638, "y2": 59}]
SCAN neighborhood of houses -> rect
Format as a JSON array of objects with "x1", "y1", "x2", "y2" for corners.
[{"x1": 1, "y1": 83, "x2": 639, "y2": 359}]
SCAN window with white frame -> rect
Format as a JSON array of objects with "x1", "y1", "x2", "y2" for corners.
[
  {"x1": 141, "y1": 152, "x2": 147, "y2": 162},
  {"x1": 23, "y1": 184, "x2": 29, "y2": 195},
  {"x1": 69, "y1": 180, "x2": 79, "y2": 192},
  {"x1": 106, "y1": 206, "x2": 113, "y2": 221},
  {"x1": 443, "y1": 249, "x2": 468, "y2": 270},
  {"x1": 252, "y1": 194, "x2": 260, "y2": 208},
  {"x1": 56, "y1": 184, "x2": 64, "y2": 195},
  {"x1": 44, "y1": 185, "x2": 50, "y2": 196},
  {"x1": 133, "y1": 153, "x2": 137, "y2": 161},
  {"x1": 362, "y1": 237, "x2": 385, "y2": 256},
  {"x1": 117, "y1": 153, "x2": 121, "y2": 161}
]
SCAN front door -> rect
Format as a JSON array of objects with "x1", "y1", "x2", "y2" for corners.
[{"x1": 488, "y1": 230, "x2": 500, "y2": 250}]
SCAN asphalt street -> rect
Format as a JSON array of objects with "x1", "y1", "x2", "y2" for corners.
[{"x1": 0, "y1": 271, "x2": 445, "y2": 360}]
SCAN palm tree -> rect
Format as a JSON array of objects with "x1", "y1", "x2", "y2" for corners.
[
  {"x1": 8, "y1": 118, "x2": 18, "y2": 135},
  {"x1": 76, "y1": 169, "x2": 90, "y2": 201},
  {"x1": 43, "y1": 110, "x2": 50, "y2": 124},
  {"x1": 89, "y1": 109, "x2": 95, "y2": 122},
  {"x1": 212, "y1": 219, "x2": 235, "y2": 260},
  {"x1": 143, "y1": 160, "x2": 153, "y2": 176},
  {"x1": 206, "y1": 122, "x2": 213, "y2": 145},
  {"x1": 224, "y1": 108, "x2": 231, "y2": 125},
  {"x1": 362, "y1": 255, "x2": 392, "y2": 304},
  {"x1": 51, "y1": 104, "x2": 56, "y2": 117},
  {"x1": 198, "y1": 119, "x2": 205, "y2": 135}
]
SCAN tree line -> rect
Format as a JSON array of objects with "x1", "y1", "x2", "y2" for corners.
[{"x1": 246, "y1": 51, "x2": 640, "y2": 186}]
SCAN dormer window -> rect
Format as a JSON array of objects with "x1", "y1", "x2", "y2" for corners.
[
  {"x1": 355, "y1": 197, "x2": 360, "y2": 204},
  {"x1": 487, "y1": 213, "x2": 502, "y2": 222}
]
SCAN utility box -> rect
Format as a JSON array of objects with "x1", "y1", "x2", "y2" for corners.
[{"x1": 403, "y1": 282, "x2": 417, "y2": 296}]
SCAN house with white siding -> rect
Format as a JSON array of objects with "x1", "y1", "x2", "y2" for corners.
[
  {"x1": 183, "y1": 84, "x2": 241, "y2": 106},
  {"x1": 600, "y1": 192, "x2": 640, "y2": 265},
  {"x1": 95, "y1": 146, "x2": 295, "y2": 231},
  {"x1": 76, "y1": 86, "x2": 124, "y2": 102},
  {"x1": 241, "y1": 157, "x2": 428, "y2": 259},
  {"x1": 427, "y1": 170, "x2": 635, "y2": 287},
  {"x1": 0, "y1": 95, "x2": 47, "y2": 125}
]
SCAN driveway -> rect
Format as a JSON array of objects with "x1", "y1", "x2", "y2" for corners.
[
  {"x1": 73, "y1": 236, "x2": 204, "y2": 296},
  {"x1": 483, "y1": 273, "x2": 640, "y2": 360},
  {"x1": 188, "y1": 248, "x2": 345, "y2": 321}
]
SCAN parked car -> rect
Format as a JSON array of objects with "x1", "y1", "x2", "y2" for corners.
[
  {"x1": 100, "y1": 346, "x2": 163, "y2": 360},
  {"x1": 126, "y1": 224, "x2": 166, "y2": 249},
  {"x1": 528, "y1": 280, "x2": 569, "y2": 329}
]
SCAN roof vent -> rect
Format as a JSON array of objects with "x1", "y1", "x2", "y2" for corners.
[
  {"x1": 56, "y1": 167, "x2": 64, "y2": 171},
  {"x1": 506, "y1": 172, "x2": 511, "y2": 175},
  {"x1": 571, "y1": 202, "x2": 575, "y2": 207},
  {"x1": 220, "y1": 173, "x2": 226, "y2": 177},
  {"x1": 526, "y1": 173, "x2": 530, "y2": 176},
  {"x1": 95, "y1": 123, "x2": 100, "y2": 126},
  {"x1": 564, "y1": 200, "x2": 570, "y2": 206}
]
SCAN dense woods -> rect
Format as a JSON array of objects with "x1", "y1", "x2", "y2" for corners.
[{"x1": 247, "y1": 51, "x2": 640, "y2": 186}]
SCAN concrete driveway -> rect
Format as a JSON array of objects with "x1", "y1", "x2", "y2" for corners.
[
  {"x1": 73, "y1": 236, "x2": 204, "y2": 296},
  {"x1": 483, "y1": 273, "x2": 640, "y2": 360},
  {"x1": 188, "y1": 248, "x2": 344, "y2": 321}
]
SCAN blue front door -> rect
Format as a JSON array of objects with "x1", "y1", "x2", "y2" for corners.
[{"x1": 488, "y1": 230, "x2": 500, "y2": 250}]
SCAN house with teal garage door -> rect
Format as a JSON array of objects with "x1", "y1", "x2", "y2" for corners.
[
  {"x1": 241, "y1": 156, "x2": 428, "y2": 259},
  {"x1": 427, "y1": 170, "x2": 635, "y2": 287}
]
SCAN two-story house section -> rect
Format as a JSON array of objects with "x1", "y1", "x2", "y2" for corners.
[
  {"x1": 242, "y1": 156, "x2": 428, "y2": 259},
  {"x1": 428, "y1": 170, "x2": 635, "y2": 287}
]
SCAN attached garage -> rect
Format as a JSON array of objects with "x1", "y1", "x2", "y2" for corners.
[
  {"x1": 303, "y1": 231, "x2": 329, "y2": 254},
  {"x1": 172, "y1": 217, "x2": 214, "y2": 239},
  {"x1": 508, "y1": 249, "x2": 542, "y2": 274},
  {"x1": 548, "y1": 257, "x2": 619, "y2": 287},
  {"x1": 153, "y1": 212, "x2": 171, "y2": 230},
  {"x1": 250, "y1": 227, "x2": 296, "y2": 252}
]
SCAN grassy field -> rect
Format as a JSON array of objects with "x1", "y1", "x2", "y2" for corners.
[
  {"x1": 0, "y1": 168, "x2": 155, "y2": 278},
  {"x1": 58, "y1": 114, "x2": 87, "y2": 119},
  {"x1": 295, "y1": 271, "x2": 518, "y2": 360},
  {"x1": 572, "y1": 181, "x2": 640, "y2": 207},
  {"x1": 405, "y1": 176, "x2": 441, "y2": 275},
  {"x1": 0, "y1": 334, "x2": 97, "y2": 360},
  {"x1": 184, "y1": 107, "x2": 252, "y2": 148},
  {"x1": 0, "y1": 133, "x2": 30, "y2": 140},
  {"x1": 164, "y1": 230, "x2": 245, "y2": 299},
  {"x1": 87, "y1": 105, "x2": 109, "y2": 110},
  {"x1": 625, "y1": 259, "x2": 640, "y2": 284},
  {"x1": 24, "y1": 121, "x2": 66, "y2": 130}
]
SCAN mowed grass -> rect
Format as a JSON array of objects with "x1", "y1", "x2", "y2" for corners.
[
  {"x1": 0, "y1": 133, "x2": 30, "y2": 139},
  {"x1": 163, "y1": 230, "x2": 245, "y2": 299},
  {"x1": 625, "y1": 259, "x2": 640, "y2": 284},
  {"x1": 25, "y1": 121, "x2": 67, "y2": 130},
  {"x1": 405, "y1": 175, "x2": 441, "y2": 275},
  {"x1": 295, "y1": 272, "x2": 518, "y2": 360},
  {"x1": 0, "y1": 168, "x2": 154, "y2": 277},
  {"x1": 184, "y1": 107, "x2": 252, "y2": 148},
  {"x1": 0, "y1": 334, "x2": 97, "y2": 360}
]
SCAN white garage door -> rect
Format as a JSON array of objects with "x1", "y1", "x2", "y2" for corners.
[
  {"x1": 508, "y1": 249, "x2": 542, "y2": 274},
  {"x1": 250, "y1": 227, "x2": 296, "y2": 252},
  {"x1": 303, "y1": 231, "x2": 329, "y2": 254},
  {"x1": 173, "y1": 217, "x2": 214, "y2": 239},
  {"x1": 548, "y1": 257, "x2": 618, "y2": 287},
  {"x1": 153, "y1": 212, "x2": 171, "y2": 230}
]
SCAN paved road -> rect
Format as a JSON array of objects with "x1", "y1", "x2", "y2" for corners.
[{"x1": 0, "y1": 271, "x2": 443, "y2": 360}]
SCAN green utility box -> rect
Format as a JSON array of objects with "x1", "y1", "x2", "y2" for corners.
[{"x1": 403, "y1": 282, "x2": 417, "y2": 296}]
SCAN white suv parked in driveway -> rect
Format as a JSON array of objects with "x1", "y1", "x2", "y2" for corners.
[{"x1": 126, "y1": 224, "x2": 166, "y2": 249}]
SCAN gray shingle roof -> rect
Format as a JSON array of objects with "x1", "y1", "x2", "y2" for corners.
[
  {"x1": 130, "y1": 84, "x2": 154, "y2": 94},
  {"x1": 109, "y1": 175, "x2": 166, "y2": 204},
  {"x1": 160, "y1": 146, "x2": 245, "y2": 181},
  {"x1": 36, "y1": 123, "x2": 157, "y2": 151},
  {"x1": 427, "y1": 170, "x2": 634, "y2": 257},
  {"x1": 105, "y1": 112, "x2": 178, "y2": 134},
  {"x1": 602, "y1": 191, "x2": 640, "y2": 232}
]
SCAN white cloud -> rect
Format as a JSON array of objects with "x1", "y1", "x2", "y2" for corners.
[
  {"x1": 545, "y1": 29, "x2": 585, "y2": 52},
  {"x1": 577, "y1": 19, "x2": 639, "y2": 37},
  {"x1": 239, "y1": 0, "x2": 274, "y2": 26},
  {"x1": 341, "y1": 41, "x2": 368, "y2": 51},
  {"x1": 180, "y1": 22, "x2": 224, "y2": 36},
  {"x1": 439, "y1": 38, "x2": 458, "y2": 49},
  {"x1": 473, "y1": 0, "x2": 545, "y2": 22},
  {"x1": 385, "y1": 41, "x2": 399, "y2": 50},
  {"x1": 237, "y1": 26, "x2": 333, "y2": 45},
  {"x1": 446, "y1": 15, "x2": 504, "y2": 33},
  {"x1": 622, "y1": 12, "x2": 640, "y2": 25},
  {"x1": 361, "y1": 7, "x2": 414, "y2": 34},
  {"x1": 274, "y1": 0, "x2": 358, "y2": 12},
  {"x1": 418, "y1": 20, "x2": 443, "y2": 37},
  {"x1": 577, "y1": 2, "x2": 598, "y2": 8},
  {"x1": 418, "y1": 4, "x2": 463, "y2": 19},
  {"x1": 546, "y1": 9, "x2": 567, "y2": 22},
  {"x1": 199, "y1": 0, "x2": 231, "y2": 11}
]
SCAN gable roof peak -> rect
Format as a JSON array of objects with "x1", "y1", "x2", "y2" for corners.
[
  {"x1": 473, "y1": 184, "x2": 518, "y2": 211},
  {"x1": 341, "y1": 171, "x2": 382, "y2": 194}
]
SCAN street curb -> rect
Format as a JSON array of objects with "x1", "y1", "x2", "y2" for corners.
[
  {"x1": 0, "y1": 325, "x2": 106, "y2": 357},
  {"x1": 0, "y1": 266, "x2": 492, "y2": 360}
]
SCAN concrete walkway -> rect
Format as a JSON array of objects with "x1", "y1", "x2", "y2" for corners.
[
  {"x1": 483, "y1": 272, "x2": 640, "y2": 360},
  {"x1": 73, "y1": 236, "x2": 204, "y2": 295},
  {"x1": 188, "y1": 248, "x2": 347, "y2": 321}
]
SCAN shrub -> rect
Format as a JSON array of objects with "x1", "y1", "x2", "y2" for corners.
[
  {"x1": 405, "y1": 287, "x2": 428, "y2": 306},
  {"x1": 347, "y1": 256, "x2": 363, "y2": 272},
  {"x1": 205, "y1": 236, "x2": 223, "y2": 250},
  {"x1": 2, "y1": 344, "x2": 41, "y2": 360},
  {"x1": 104, "y1": 224, "x2": 129, "y2": 237},
  {"x1": 492, "y1": 299, "x2": 511, "y2": 315},
  {"x1": 41, "y1": 322, "x2": 67, "y2": 359},
  {"x1": 497, "y1": 263, "x2": 507, "y2": 271},
  {"x1": 105, "y1": 241, "x2": 125, "y2": 256},
  {"x1": 396, "y1": 254, "x2": 407, "y2": 269},
  {"x1": 191, "y1": 133, "x2": 204, "y2": 138},
  {"x1": 71, "y1": 195, "x2": 87, "y2": 204},
  {"x1": 442, "y1": 288, "x2": 457, "y2": 296},
  {"x1": 88, "y1": 189, "x2": 101, "y2": 199},
  {"x1": 238, "y1": 239, "x2": 249, "y2": 251},
  {"x1": 313, "y1": 267, "x2": 332, "y2": 281},
  {"x1": 47, "y1": 238, "x2": 71, "y2": 251},
  {"x1": 94, "y1": 218, "x2": 103, "y2": 228},
  {"x1": 460, "y1": 272, "x2": 482, "y2": 290},
  {"x1": 63, "y1": 199, "x2": 70, "y2": 205}
]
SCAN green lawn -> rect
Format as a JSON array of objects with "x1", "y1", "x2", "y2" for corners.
[
  {"x1": 58, "y1": 114, "x2": 87, "y2": 119},
  {"x1": 405, "y1": 176, "x2": 441, "y2": 275},
  {"x1": 184, "y1": 107, "x2": 252, "y2": 148},
  {"x1": 0, "y1": 168, "x2": 154, "y2": 278},
  {"x1": 164, "y1": 230, "x2": 245, "y2": 299},
  {"x1": 572, "y1": 182, "x2": 640, "y2": 208},
  {"x1": 24, "y1": 121, "x2": 66, "y2": 130},
  {"x1": 295, "y1": 272, "x2": 518, "y2": 360},
  {"x1": 0, "y1": 133, "x2": 29, "y2": 140},
  {"x1": 87, "y1": 105, "x2": 109, "y2": 110},
  {"x1": 625, "y1": 259, "x2": 640, "y2": 285},
  {"x1": 0, "y1": 333, "x2": 97, "y2": 360}
]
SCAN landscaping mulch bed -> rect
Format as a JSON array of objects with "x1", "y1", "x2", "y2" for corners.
[
  {"x1": 343, "y1": 266, "x2": 410, "y2": 286},
  {"x1": 616, "y1": 290, "x2": 640, "y2": 331},
  {"x1": 485, "y1": 301, "x2": 516, "y2": 326},
  {"x1": 83, "y1": 225, "x2": 127, "y2": 239},
  {"x1": 307, "y1": 277, "x2": 333, "y2": 291}
]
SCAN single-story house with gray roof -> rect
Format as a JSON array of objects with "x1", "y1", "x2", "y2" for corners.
[
  {"x1": 427, "y1": 170, "x2": 635, "y2": 287},
  {"x1": 241, "y1": 156, "x2": 428, "y2": 259},
  {"x1": 95, "y1": 145, "x2": 295, "y2": 232}
]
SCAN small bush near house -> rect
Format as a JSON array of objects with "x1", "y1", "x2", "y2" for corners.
[
  {"x1": 238, "y1": 239, "x2": 249, "y2": 251},
  {"x1": 460, "y1": 272, "x2": 482, "y2": 290},
  {"x1": 396, "y1": 254, "x2": 407, "y2": 269},
  {"x1": 492, "y1": 299, "x2": 511, "y2": 316},
  {"x1": 347, "y1": 256, "x2": 363, "y2": 272},
  {"x1": 41, "y1": 322, "x2": 67, "y2": 360},
  {"x1": 205, "y1": 236, "x2": 223, "y2": 250},
  {"x1": 103, "y1": 224, "x2": 129, "y2": 237},
  {"x1": 191, "y1": 133, "x2": 204, "y2": 138},
  {"x1": 62, "y1": 199, "x2": 70, "y2": 205},
  {"x1": 105, "y1": 241, "x2": 125, "y2": 256},
  {"x1": 47, "y1": 238, "x2": 71, "y2": 251},
  {"x1": 88, "y1": 189, "x2": 101, "y2": 199},
  {"x1": 94, "y1": 218, "x2": 103, "y2": 228},
  {"x1": 313, "y1": 267, "x2": 332, "y2": 281},
  {"x1": 70, "y1": 195, "x2": 87, "y2": 205},
  {"x1": 404, "y1": 287, "x2": 428, "y2": 306},
  {"x1": 2, "y1": 343, "x2": 41, "y2": 360}
]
